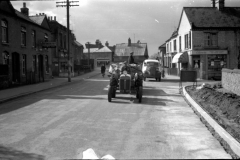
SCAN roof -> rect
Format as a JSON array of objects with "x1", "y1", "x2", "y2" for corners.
[
  {"x1": 159, "y1": 43, "x2": 166, "y2": 48},
  {"x1": 115, "y1": 43, "x2": 147, "y2": 56},
  {"x1": 83, "y1": 48, "x2": 99, "y2": 53},
  {"x1": 74, "y1": 40, "x2": 83, "y2": 47},
  {"x1": 29, "y1": 15, "x2": 45, "y2": 25},
  {"x1": 15, "y1": 9, "x2": 36, "y2": 24},
  {"x1": 184, "y1": 7, "x2": 240, "y2": 28},
  {"x1": 94, "y1": 46, "x2": 112, "y2": 52}
]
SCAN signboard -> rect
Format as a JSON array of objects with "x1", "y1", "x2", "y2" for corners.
[
  {"x1": 42, "y1": 42, "x2": 56, "y2": 48},
  {"x1": 191, "y1": 50, "x2": 228, "y2": 55}
]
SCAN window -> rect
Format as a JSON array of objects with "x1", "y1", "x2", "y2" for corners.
[
  {"x1": 44, "y1": 33, "x2": 48, "y2": 42},
  {"x1": 166, "y1": 44, "x2": 169, "y2": 53},
  {"x1": 179, "y1": 36, "x2": 182, "y2": 51},
  {"x1": 32, "y1": 55, "x2": 36, "y2": 72},
  {"x1": 3, "y1": 52, "x2": 9, "y2": 65},
  {"x1": 64, "y1": 35, "x2": 66, "y2": 49},
  {"x1": 45, "y1": 55, "x2": 49, "y2": 73},
  {"x1": 1, "y1": 20, "x2": 8, "y2": 43},
  {"x1": 22, "y1": 54, "x2": 26, "y2": 75},
  {"x1": 185, "y1": 34, "x2": 189, "y2": 49},
  {"x1": 204, "y1": 32, "x2": 218, "y2": 47},
  {"x1": 173, "y1": 39, "x2": 177, "y2": 51},
  {"x1": 169, "y1": 42, "x2": 171, "y2": 52},
  {"x1": 21, "y1": 27, "x2": 26, "y2": 46},
  {"x1": 189, "y1": 31, "x2": 191, "y2": 49},
  {"x1": 59, "y1": 33, "x2": 63, "y2": 48},
  {"x1": 32, "y1": 30, "x2": 36, "y2": 48}
]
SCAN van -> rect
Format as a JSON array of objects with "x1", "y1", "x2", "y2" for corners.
[{"x1": 142, "y1": 59, "x2": 161, "y2": 81}]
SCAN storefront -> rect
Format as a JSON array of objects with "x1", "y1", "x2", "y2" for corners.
[
  {"x1": 191, "y1": 50, "x2": 228, "y2": 80},
  {"x1": 97, "y1": 58, "x2": 110, "y2": 67}
]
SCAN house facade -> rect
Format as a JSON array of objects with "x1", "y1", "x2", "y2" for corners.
[
  {"x1": 0, "y1": 1, "x2": 52, "y2": 84},
  {"x1": 114, "y1": 38, "x2": 149, "y2": 64},
  {"x1": 84, "y1": 40, "x2": 114, "y2": 68},
  {"x1": 167, "y1": 0, "x2": 240, "y2": 80}
]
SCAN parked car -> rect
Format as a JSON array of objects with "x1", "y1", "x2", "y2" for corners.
[{"x1": 142, "y1": 59, "x2": 162, "y2": 81}]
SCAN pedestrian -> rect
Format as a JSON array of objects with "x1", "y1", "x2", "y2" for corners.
[{"x1": 101, "y1": 64, "x2": 106, "y2": 77}]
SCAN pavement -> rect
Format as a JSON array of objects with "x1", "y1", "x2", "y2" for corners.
[{"x1": 0, "y1": 68, "x2": 102, "y2": 104}]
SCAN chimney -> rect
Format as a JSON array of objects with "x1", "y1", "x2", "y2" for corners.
[
  {"x1": 54, "y1": 16, "x2": 56, "y2": 21},
  {"x1": 217, "y1": 0, "x2": 225, "y2": 11},
  {"x1": 105, "y1": 41, "x2": 109, "y2": 47},
  {"x1": 211, "y1": 0, "x2": 216, "y2": 7},
  {"x1": 20, "y1": 2, "x2": 29, "y2": 16},
  {"x1": 128, "y1": 38, "x2": 131, "y2": 46},
  {"x1": 50, "y1": 16, "x2": 52, "y2": 21}
]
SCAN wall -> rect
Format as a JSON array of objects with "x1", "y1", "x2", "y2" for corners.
[{"x1": 222, "y1": 68, "x2": 240, "y2": 96}]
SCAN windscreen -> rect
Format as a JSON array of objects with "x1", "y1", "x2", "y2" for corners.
[{"x1": 147, "y1": 62, "x2": 159, "y2": 67}]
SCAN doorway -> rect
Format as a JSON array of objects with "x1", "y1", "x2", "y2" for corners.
[
  {"x1": 38, "y1": 55, "x2": 44, "y2": 82},
  {"x1": 12, "y1": 52, "x2": 20, "y2": 83}
]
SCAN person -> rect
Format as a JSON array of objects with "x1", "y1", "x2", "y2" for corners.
[
  {"x1": 101, "y1": 64, "x2": 106, "y2": 77},
  {"x1": 128, "y1": 52, "x2": 136, "y2": 64},
  {"x1": 121, "y1": 61, "x2": 130, "y2": 74}
]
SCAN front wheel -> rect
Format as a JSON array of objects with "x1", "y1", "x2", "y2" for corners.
[
  {"x1": 108, "y1": 86, "x2": 113, "y2": 102},
  {"x1": 138, "y1": 86, "x2": 142, "y2": 103}
]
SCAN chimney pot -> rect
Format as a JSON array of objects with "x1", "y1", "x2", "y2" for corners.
[
  {"x1": 23, "y1": 2, "x2": 26, "y2": 8},
  {"x1": 211, "y1": 0, "x2": 216, "y2": 7},
  {"x1": 54, "y1": 16, "x2": 56, "y2": 21},
  {"x1": 21, "y1": 2, "x2": 29, "y2": 16},
  {"x1": 128, "y1": 38, "x2": 131, "y2": 46},
  {"x1": 217, "y1": 0, "x2": 225, "y2": 11}
]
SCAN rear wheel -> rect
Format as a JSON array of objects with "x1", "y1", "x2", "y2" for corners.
[
  {"x1": 138, "y1": 86, "x2": 142, "y2": 103},
  {"x1": 108, "y1": 86, "x2": 113, "y2": 102}
]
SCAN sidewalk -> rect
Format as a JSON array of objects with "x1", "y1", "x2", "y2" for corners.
[{"x1": 0, "y1": 68, "x2": 101, "y2": 104}]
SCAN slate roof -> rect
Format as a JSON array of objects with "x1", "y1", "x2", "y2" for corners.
[
  {"x1": 74, "y1": 40, "x2": 83, "y2": 47},
  {"x1": 184, "y1": 7, "x2": 240, "y2": 28},
  {"x1": 114, "y1": 43, "x2": 147, "y2": 56},
  {"x1": 29, "y1": 15, "x2": 45, "y2": 25},
  {"x1": 83, "y1": 48, "x2": 99, "y2": 53},
  {"x1": 15, "y1": 9, "x2": 36, "y2": 24},
  {"x1": 94, "y1": 46, "x2": 112, "y2": 53}
]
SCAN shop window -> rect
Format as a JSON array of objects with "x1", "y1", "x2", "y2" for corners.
[
  {"x1": 1, "y1": 20, "x2": 8, "y2": 43},
  {"x1": 185, "y1": 34, "x2": 189, "y2": 49},
  {"x1": 204, "y1": 33, "x2": 218, "y2": 47},
  {"x1": 22, "y1": 54, "x2": 27, "y2": 75},
  {"x1": 21, "y1": 27, "x2": 26, "y2": 46},
  {"x1": 32, "y1": 30, "x2": 36, "y2": 48},
  {"x1": 3, "y1": 52, "x2": 9, "y2": 65},
  {"x1": 193, "y1": 55, "x2": 200, "y2": 69},
  {"x1": 45, "y1": 55, "x2": 49, "y2": 73}
]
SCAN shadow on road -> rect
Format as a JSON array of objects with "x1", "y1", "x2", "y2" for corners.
[{"x1": 0, "y1": 145, "x2": 45, "y2": 160}]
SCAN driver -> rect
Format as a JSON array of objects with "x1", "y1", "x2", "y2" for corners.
[{"x1": 121, "y1": 61, "x2": 131, "y2": 74}]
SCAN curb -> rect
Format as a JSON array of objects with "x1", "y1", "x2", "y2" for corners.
[
  {"x1": 0, "y1": 72, "x2": 100, "y2": 104},
  {"x1": 182, "y1": 86, "x2": 240, "y2": 157}
]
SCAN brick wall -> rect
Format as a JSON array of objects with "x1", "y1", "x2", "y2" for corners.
[{"x1": 222, "y1": 68, "x2": 240, "y2": 96}]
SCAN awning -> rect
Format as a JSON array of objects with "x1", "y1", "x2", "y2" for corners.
[{"x1": 172, "y1": 52, "x2": 188, "y2": 63}]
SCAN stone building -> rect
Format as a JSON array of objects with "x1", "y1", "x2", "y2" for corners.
[
  {"x1": 166, "y1": 0, "x2": 240, "y2": 80},
  {"x1": 0, "y1": 1, "x2": 52, "y2": 84}
]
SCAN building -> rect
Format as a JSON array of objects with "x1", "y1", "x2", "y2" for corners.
[
  {"x1": 114, "y1": 38, "x2": 149, "y2": 63},
  {"x1": 0, "y1": 1, "x2": 52, "y2": 85},
  {"x1": 158, "y1": 42, "x2": 166, "y2": 68},
  {"x1": 48, "y1": 18, "x2": 83, "y2": 77},
  {"x1": 84, "y1": 39, "x2": 114, "y2": 68},
  {"x1": 168, "y1": 0, "x2": 240, "y2": 80}
]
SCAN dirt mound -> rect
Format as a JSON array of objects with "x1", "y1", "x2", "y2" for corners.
[{"x1": 186, "y1": 84, "x2": 240, "y2": 145}]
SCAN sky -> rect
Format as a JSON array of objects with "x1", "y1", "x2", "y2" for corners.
[{"x1": 11, "y1": 0, "x2": 239, "y2": 56}]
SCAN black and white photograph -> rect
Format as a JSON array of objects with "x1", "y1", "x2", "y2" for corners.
[{"x1": 0, "y1": 0, "x2": 240, "y2": 159}]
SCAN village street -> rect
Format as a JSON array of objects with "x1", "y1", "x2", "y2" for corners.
[{"x1": 0, "y1": 74, "x2": 231, "y2": 159}]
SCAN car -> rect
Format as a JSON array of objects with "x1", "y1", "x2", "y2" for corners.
[
  {"x1": 142, "y1": 59, "x2": 162, "y2": 81},
  {"x1": 108, "y1": 63, "x2": 143, "y2": 103}
]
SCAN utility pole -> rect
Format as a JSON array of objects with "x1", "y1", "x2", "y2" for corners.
[
  {"x1": 86, "y1": 42, "x2": 90, "y2": 68},
  {"x1": 56, "y1": 0, "x2": 79, "y2": 82}
]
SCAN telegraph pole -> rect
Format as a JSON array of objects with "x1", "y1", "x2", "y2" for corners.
[{"x1": 56, "y1": 0, "x2": 79, "y2": 82}]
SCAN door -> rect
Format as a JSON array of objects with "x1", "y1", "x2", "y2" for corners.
[
  {"x1": 38, "y1": 55, "x2": 44, "y2": 82},
  {"x1": 12, "y1": 52, "x2": 20, "y2": 83}
]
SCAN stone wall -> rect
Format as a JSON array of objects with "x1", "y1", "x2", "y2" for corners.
[{"x1": 222, "y1": 68, "x2": 240, "y2": 95}]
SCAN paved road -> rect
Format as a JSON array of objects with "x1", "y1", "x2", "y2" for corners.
[{"x1": 0, "y1": 74, "x2": 231, "y2": 159}]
